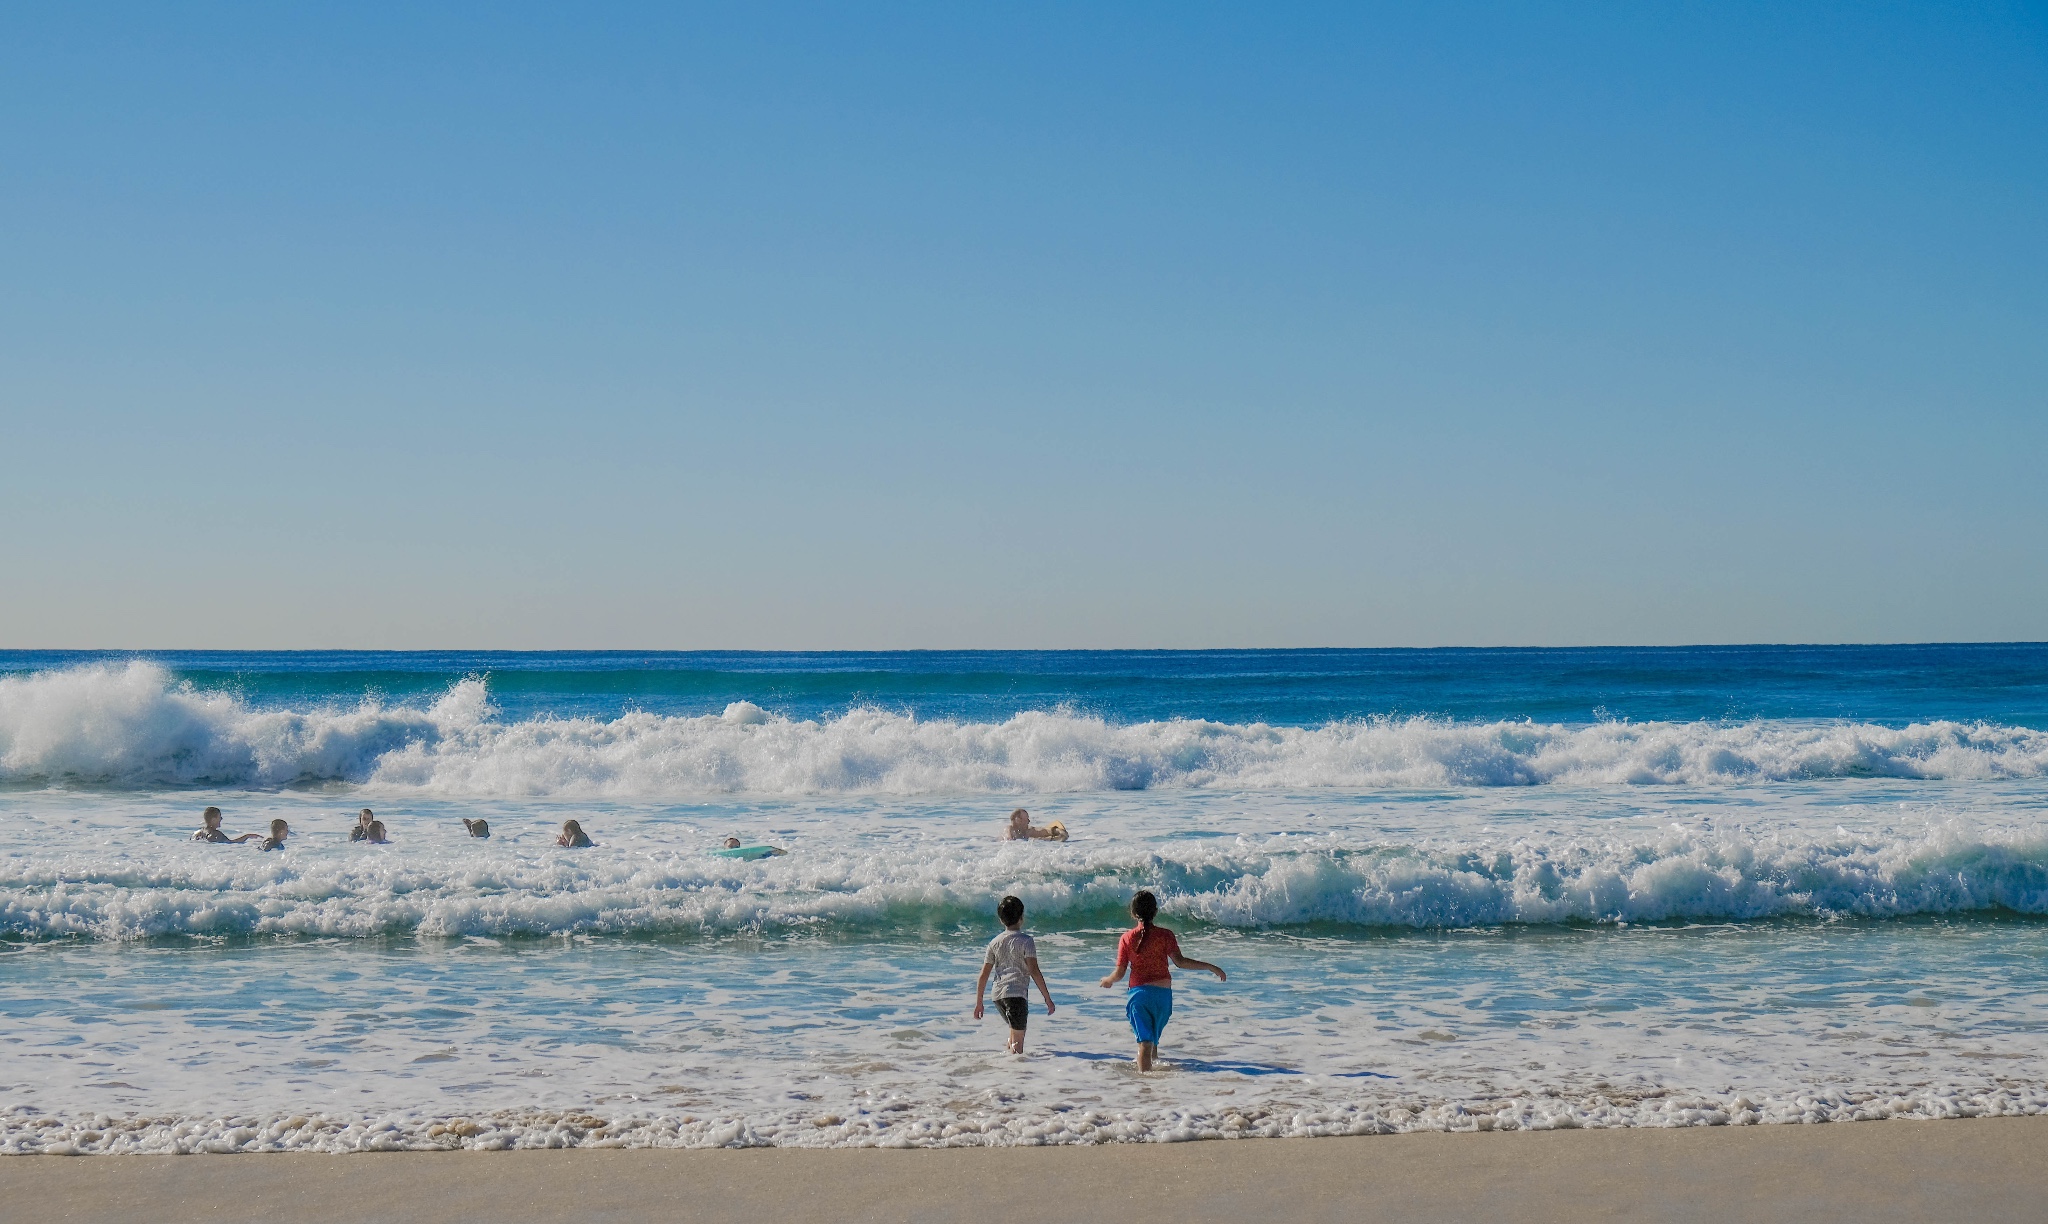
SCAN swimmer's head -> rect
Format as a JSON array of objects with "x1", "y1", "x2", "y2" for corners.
[
  {"x1": 463, "y1": 818, "x2": 490, "y2": 838},
  {"x1": 367, "y1": 820, "x2": 388, "y2": 841},
  {"x1": 997, "y1": 895, "x2": 1025, "y2": 927},
  {"x1": 1130, "y1": 890, "x2": 1158, "y2": 926},
  {"x1": 562, "y1": 819, "x2": 584, "y2": 836},
  {"x1": 723, "y1": 837, "x2": 741, "y2": 848},
  {"x1": 1009, "y1": 808, "x2": 1030, "y2": 831},
  {"x1": 270, "y1": 819, "x2": 290, "y2": 838},
  {"x1": 202, "y1": 807, "x2": 222, "y2": 827},
  {"x1": 358, "y1": 808, "x2": 375, "y2": 825}
]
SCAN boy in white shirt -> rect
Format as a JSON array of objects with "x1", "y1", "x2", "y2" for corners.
[{"x1": 973, "y1": 895, "x2": 1056, "y2": 1054}]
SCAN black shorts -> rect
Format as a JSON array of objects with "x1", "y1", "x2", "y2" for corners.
[{"x1": 995, "y1": 996, "x2": 1029, "y2": 1031}]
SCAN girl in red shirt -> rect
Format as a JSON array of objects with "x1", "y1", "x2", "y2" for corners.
[{"x1": 1098, "y1": 890, "x2": 1225, "y2": 1071}]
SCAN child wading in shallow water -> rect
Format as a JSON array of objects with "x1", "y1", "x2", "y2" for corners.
[
  {"x1": 973, "y1": 895, "x2": 1055, "y2": 1053},
  {"x1": 1098, "y1": 890, "x2": 1224, "y2": 1071}
]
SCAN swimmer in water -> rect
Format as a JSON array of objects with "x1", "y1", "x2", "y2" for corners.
[
  {"x1": 557, "y1": 819, "x2": 594, "y2": 848},
  {"x1": 716, "y1": 836, "x2": 788, "y2": 859},
  {"x1": 1003, "y1": 808, "x2": 1068, "y2": 842},
  {"x1": 192, "y1": 807, "x2": 233, "y2": 843},
  {"x1": 364, "y1": 819, "x2": 390, "y2": 844},
  {"x1": 349, "y1": 809, "x2": 377, "y2": 842},
  {"x1": 462, "y1": 818, "x2": 491, "y2": 839},
  {"x1": 255, "y1": 819, "x2": 290, "y2": 851},
  {"x1": 198, "y1": 807, "x2": 273, "y2": 846}
]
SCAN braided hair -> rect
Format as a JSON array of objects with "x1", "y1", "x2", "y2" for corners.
[{"x1": 1130, "y1": 890, "x2": 1159, "y2": 952}]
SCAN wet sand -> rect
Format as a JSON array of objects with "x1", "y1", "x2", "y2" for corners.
[{"x1": 4, "y1": 1117, "x2": 2044, "y2": 1224}]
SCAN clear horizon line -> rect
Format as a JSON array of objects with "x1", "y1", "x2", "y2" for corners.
[{"x1": 3, "y1": 641, "x2": 2045, "y2": 655}]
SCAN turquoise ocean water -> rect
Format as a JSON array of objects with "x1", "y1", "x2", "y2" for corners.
[{"x1": 2, "y1": 647, "x2": 2045, "y2": 1151}]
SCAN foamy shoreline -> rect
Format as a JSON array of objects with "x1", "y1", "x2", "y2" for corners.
[
  {"x1": 6, "y1": 1117, "x2": 2045, "y2": 1224},
  {"x1": 7, "y1": 1082, "x2": 2043, "y2": 1155}
]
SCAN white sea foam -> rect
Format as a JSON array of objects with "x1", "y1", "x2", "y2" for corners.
[
  {"x1": 5, "y1": 1084, "x2": 2043, "y2": 1154},
  {"x1": 10, "y1": 662, "x2": 2045, "y2": 1158},
  {"x1": 0, "y1": 661, "x2": 454, "y2": 789},
  {"x1": 5, "y1": 661, "x2": 2048, "y2": 796},
  {"x1": 6, "y1": 814, "x2": 2047, "y2": 941}
]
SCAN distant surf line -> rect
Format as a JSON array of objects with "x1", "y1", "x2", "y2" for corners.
[{"x1": 5, "y1": 661, "x2": 2048, "y2": 795}]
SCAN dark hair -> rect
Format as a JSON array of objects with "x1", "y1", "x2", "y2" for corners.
[
  {"x1": 1131, "y1": 890, "x2": 1158, "y2": 951},
  {"x1": 203, "y1": 807, "x2": 221, "y2": 820},
  {"x1": 997, "y1": 895, "x2": 1025, "y2": 926}
]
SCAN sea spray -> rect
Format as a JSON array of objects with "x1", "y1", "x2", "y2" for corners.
[{"x1": 5, "y1": 661, "x2": 2048, "y2": 794}]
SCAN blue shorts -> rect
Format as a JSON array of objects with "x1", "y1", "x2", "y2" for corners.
[{"x1": 1125, "y1": 985, "x2": 1173, "y2": 1044}]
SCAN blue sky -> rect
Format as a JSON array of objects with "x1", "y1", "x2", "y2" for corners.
[{"x1": 2, "y1": 3, "x2": 2043, "y2": 648}]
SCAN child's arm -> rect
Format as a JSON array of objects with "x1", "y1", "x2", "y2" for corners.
[
  {"x1": 973, "y1": 962, "x2": 992, "y2": 1019},
  {"x1": 1024, "y1": 956, "x2": 1055, "y2": 1015},
  {"x1": 228, "y1": 833, "x2": 263, "y2": 843},
  {"x1": 1099, "y1": 947, "x2": 1128, "y2": 989},
  {"x1": 1169, "y1": 952, "x2": 1226, "y2": 982}
]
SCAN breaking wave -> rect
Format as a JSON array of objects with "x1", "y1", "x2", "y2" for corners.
[
  {"x1": 7, "y1": 821, "x2": 2048, "y2": 940},
  {"x1": 5, "y1": 660, "x2": 2048, "y2": 796}
]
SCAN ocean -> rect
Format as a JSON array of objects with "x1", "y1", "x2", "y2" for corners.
[{"x1": 3, "y1": 646, "x2": 2046, "y2": 1153}]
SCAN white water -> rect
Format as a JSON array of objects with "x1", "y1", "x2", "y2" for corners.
[
  {"x1": 5, "y1": 662, "x2": 2048, "y2": 795},
  {"x1": 5, "y1": 914, "x2": 2045, "y2": 1154},
  {"x1": 3, "y1": 790, "x2": 2044, "y2": 1151},
  {"x1": 5, "y1": 791, "x2": 2048, "y2": 940},
  {"x1": 6, "y1": 661, "x2": 2047, "y2": 1153}
]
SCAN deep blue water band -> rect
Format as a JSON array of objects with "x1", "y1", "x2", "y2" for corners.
[{"x1": 3, "y1": 644, "x2": 2045, "y2": 727}]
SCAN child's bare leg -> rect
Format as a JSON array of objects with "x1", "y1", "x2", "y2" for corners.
[
  {"x1": 1136, "y1": 1041, "x2": 1156, "y2": 1072},
  {"x1": 1008, "y1": 1026, "x2": 1025, "y2": 1054}
]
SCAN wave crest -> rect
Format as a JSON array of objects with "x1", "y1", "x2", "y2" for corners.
[
  {"x1": 4, "y1": 661, "x2": 2048, "y2": 795},
  {"x1": 7, "y1": 824, "x2": 2048, "y2": 940}
]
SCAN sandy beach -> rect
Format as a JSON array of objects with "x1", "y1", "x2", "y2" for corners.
[{"x1": 5, "y1": 1117, "x2": 2043, "y2": 1224}]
